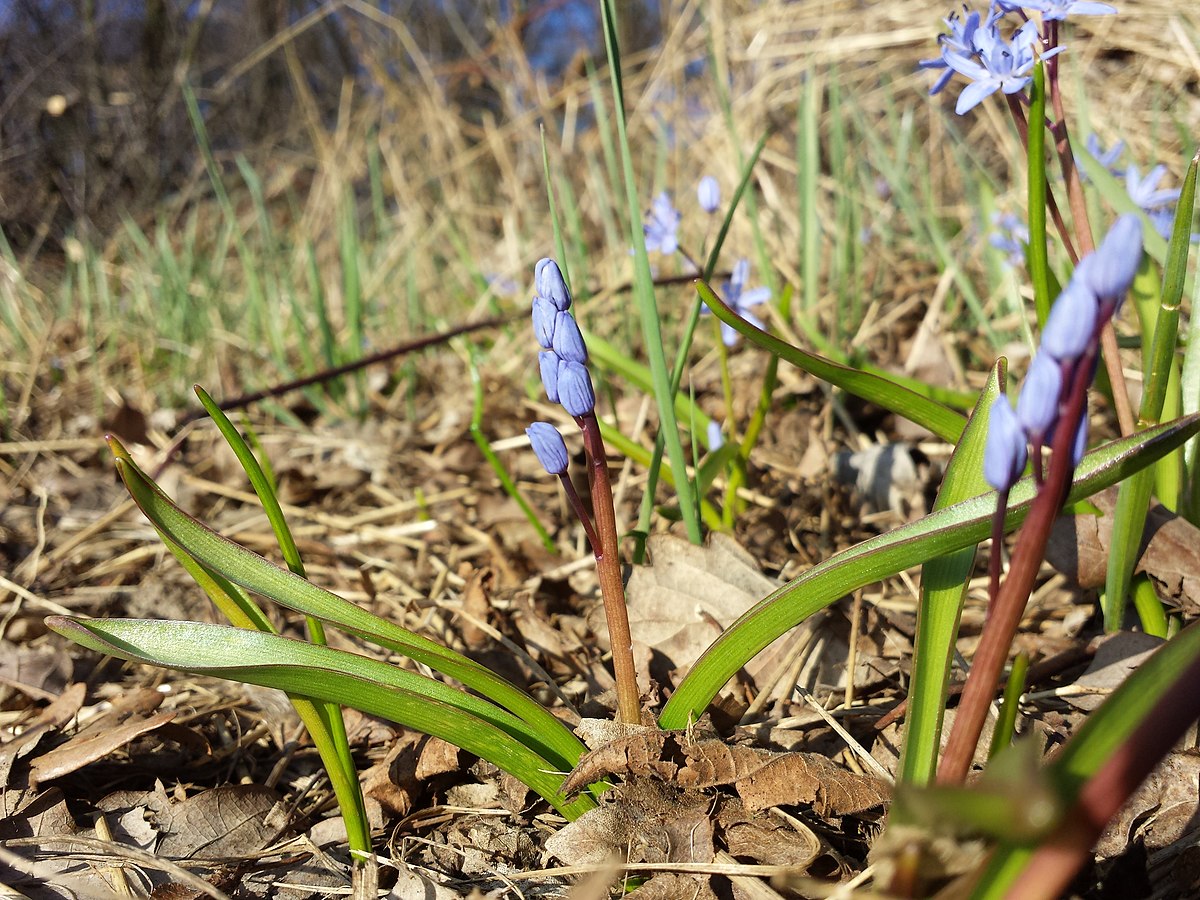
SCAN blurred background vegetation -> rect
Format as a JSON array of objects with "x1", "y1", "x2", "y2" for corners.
[{"x1": 1, "y1": 0, "x2": 1196, "y2": 426}]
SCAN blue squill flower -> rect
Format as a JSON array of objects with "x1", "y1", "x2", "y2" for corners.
[
  {"x1": 644, "y1": 192, "x2": 681, "y2": 255},
  {"x1": 1019, "y1": 0, "x2": 1116, "y2": 19},
  {"x1": 535, "y1": 258, "x2": 572, "y2": 311},
  {"x1": 705, "y1": 259, "x2": 771, "y2": 347},
  {"x1": 1041, "y1": 277, "x2": 1099, "y2": 361},
  {"x1": 557, "y1": 361, "x2": 596, "y2": 417},
  {"x1": 1123, "y1": 165, "x2": 1181, "y2": 239},
  {"x1": 1075, "y1": 213, "x2": 1143, "y2": 305},
  {"x1": 532, "y1": 256, "x2": 599, "y2": 418},
  {"x1": 942, "y1": 19, "x2": 1059, "y2": 115},
  {"x1": 1015, "y1": 352, "x2": 1063, "y2": 440},
  {"x1": 1124, "y1": 164, "x2": 1181, "y2": 212},
  {"x1": 697, "y1": 176, "x2": 721, "y2": 214},
  {"x1": 984, "y1": 394, "x2": 1028, "y2": 491},
  {"x1": 920, "y1": 7, "x2": 983, "y2": 96},
  {"x1": 532, "y1": 297, "x2": 558, "y2": 349},
  {"x1": 989, "y1": 211, "x2": 1029, "y2": 267},
  {"x1": 527, "y1": 422, "x2": 569, "y2": 475},
  {"x1": 1083, "y1": 134, "x2": 1125, "y2": 175},
  {"x1": 538, "y1": 351, "x2": 560, "y2": 403},
  {"x1": 551, "y1": 311, "x2": 588, "y2": 363}
]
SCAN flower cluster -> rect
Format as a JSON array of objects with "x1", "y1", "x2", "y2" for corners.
[
  {"x1": 527, "y1": 258, "x2": 598, "y2": 476},
  {"x1": 984, "y1": 214, "x2": 1143, "y2": 491},
  {"x1": 922, "y1": 4, "x2": 1084, "y2": 114},
  {"x1": 531, "y1": 259, "x2": 595, "y2": 420}
]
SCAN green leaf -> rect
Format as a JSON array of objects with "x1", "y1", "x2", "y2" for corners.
[
  {"x1": 1026, "y1": 63, "x2": 1052, "y2": 326},
  {"x1": 598, "y1": 0, "x2": 701, "y2": 544},
  {"x1": 47, "y1": 617, "x2": 595, "y2": 820},
  {"x1": 191, "y1": 387, "x2": 367, "y2": 855},
  {"x1": 109, "y1": 444, "x2": 586, "y2": 771},
  {"x1": 659, "y1": 414, "x2": 1200, "y2": 729},
  {"x1": 695, "y1": 280, "x2": 968, "y2": 443},
  {"x1": 898, "y1": 361, "x2": 1004, "y2": 787}
]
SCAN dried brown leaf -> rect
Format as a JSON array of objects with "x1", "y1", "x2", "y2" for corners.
[
  {"x1": 1047, "y1": 487, "x2": 1200, "y2": 612},
  {"x1": 29, "y1": 709, "x2": 178, "y2": 787},
  {"x1": 620, "y1": 533, "x2": 797, "y2": 693},
  {"x1": 1097, "y1": 751, "x2": 1200, "y2": 858},
  {"x1": 155, "y1": 784, "x2": 278, "y2": 858},
  {"x1": 678, "y1": 741, "x2": 889, "y2": 815}
]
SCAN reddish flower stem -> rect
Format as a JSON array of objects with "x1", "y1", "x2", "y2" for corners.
[
  {"x1": 939, "y1": 340, "x2": 1096, "y2": 784},
  {"x1": 578, "y1": 412, "x2": 642, "y2": 724}
]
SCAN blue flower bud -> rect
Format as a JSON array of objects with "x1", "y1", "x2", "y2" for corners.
[
  {"x1": 697, "y1": 176, "x2": 721, "y2": 214},
  {"x1": 1041, "y1": 278, "x2": 1098, "y2": 361},
  {"x1": 532, "y1": 297, "x2": 557, "y2": 348},
  {"x1": 527, "y1": 422, "x2": 569, "y2": 475},
  {"x1": 984, "y1": 395, "x2": 1028, "y2": 491},
  {"x1": 1076, "y1": 214, "x2": 1143, "y2": 304},
  {"x1": 538, "y1": 350, "x2": 559, "y2": 403},
  {"x1": 551, "y1": 311, "x2": 588, "y2": 363},
  {"x1": 557, "y1": 361, "x2": 596, "y2": 416},
  {"x1": 1015, "y1": 352, "x2": 1062, "y2": 439},
  {"x1": 707, "y1": 420, "x2": 724, "y2": 451},
  {"x1": 535, "y1": 258, "x2": 572, "y2": 311}
]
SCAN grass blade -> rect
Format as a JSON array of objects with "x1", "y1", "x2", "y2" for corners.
[{"x1": 696, "y1": 279, "x2": 968, "y2": 442}]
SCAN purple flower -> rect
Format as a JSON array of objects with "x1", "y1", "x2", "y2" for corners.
[
  {"x1": 704, "y1": 259, "x2": 771, "y2": 347},
  {"x1": 942, "y1": 19, "x2": 1060, "y2": 115},
  {"x1": 1076, "y1": 213, "x2": 1143, "y2": 305},
  {"x1": 535, "y1": 258, "x2": 572, "y2": 311},
  {"x1": 551, "y1": 311, "x2": 588, "y2": 363},
  {"x1": 920, "y1": 7, "x2": 984, "y2": 96},
  {"x1": 984, "y1": 394, "x2": 1028, "y2": 491},
  {"x1": 1019, "y1": 0, "x2": 1117, "y2": 20},
  {"x1": 557, "y1": 361, "x2": 596, "y2": 417},
  {"x1": 1041, "y1": 277, "x2": 1099, "y2": 361},
  {"x1": 989, "y1": 211, "x2": 1029, "y2": 268},
  {"x1": 1124, "y1": 164, "x2": 1181, "y2": 211},
  {"x1": 538, "y1": 351, "x2": 560, "y2": 403},
  {"x1": 1016, "y1": 352, "x2": 1063, "y2": 440},
  {"x1": 697, "y1": 176, "x2": 721, "y2": 214},
  {"x1": 1123, "y1": 165, "x2": 1181, "y2": 239},
  {"x1": 1083, "y1": 133, "x2": 1125, "y2": 175},
  {"x1": 707, "y1": 420, "x2": 724, "y2": 451},
  {"x1": 644, "y1": 192, "x2": 681, "y2": 255},
  {"x1": 532, "y1": 297, "x2": 557, "y2": 348},
  {"x1": 527, "y1": 422, "x2": 569, "y2": 475}
]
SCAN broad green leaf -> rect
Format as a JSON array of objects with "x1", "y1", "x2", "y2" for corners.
[
  {"x1": 899, "y1": 361, "x2": 1004, "y2": 787},
  {"x1": 191, "y1": 388, "x2": 366, "y2": 855},
  {"x1": 659, "y1": 414, "x2": 1200, "y2": 729},
  {"x1": 48, "y1": 617, "x2": 595, "y2": 821},
  {"x1": 695, "y1": 280, "x2": 969, "y2": 443},
  {"x1": 109, "y1": 445, "x2": 586, "y2": 770},
  {"x1": 971, "y1": 617, "x2": 1200, "y2": 897}
]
